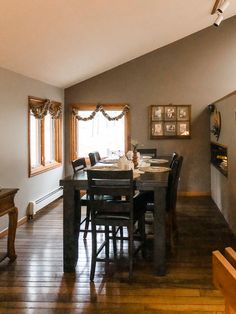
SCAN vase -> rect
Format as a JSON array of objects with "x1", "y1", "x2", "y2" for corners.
[{"x1": 132, "y1": 150, "x2": 139, "y2": 168}]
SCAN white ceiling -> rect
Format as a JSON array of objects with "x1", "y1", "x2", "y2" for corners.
[{"x1": 0, "y1": 0, "x2": 236, "y2": 88}]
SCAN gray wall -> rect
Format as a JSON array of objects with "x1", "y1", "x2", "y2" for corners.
[
  {"x1": 211, "y1": 92, "x2": 236, "y2": 234},
  {"x1": 0, "y1": 67, "x2": 64, "y2": 231},
  {"x1": 65, "y1": 16, "x2": 236, "y2": 194}
]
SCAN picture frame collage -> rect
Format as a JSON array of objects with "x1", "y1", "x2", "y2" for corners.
[{"x1": 150, "y1": 104, "x2": 191, "y2": 139}]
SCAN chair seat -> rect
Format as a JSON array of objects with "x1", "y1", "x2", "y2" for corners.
[
  {"x1": 80, "y1": 194, "x2": 113, "y2": 206},
  {"x1": 95, "y1": 213, "x2": 130, "y2": 221}
]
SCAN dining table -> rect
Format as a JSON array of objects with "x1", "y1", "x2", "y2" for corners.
[{"x1": 60, "y1": 156, "x2": 171, "y2": 276}]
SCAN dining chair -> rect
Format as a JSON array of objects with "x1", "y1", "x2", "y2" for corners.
[
  {"x1": 71, "y1": 157, "x2": 90, "y2": 239},
  {"x1": 137, "y1": 148, "x2": 157, "y2": 158},
  {"x1": 87, "y1": 169, "x2": 146, "y2": 281},
  {"x1": 143, "y1": 155, "x2": 183, "y2": 248},
  {"x1": 88, "y1": 151, "x2": 101, "y2": 166}
]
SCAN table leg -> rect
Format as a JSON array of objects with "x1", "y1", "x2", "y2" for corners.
[
  {"x1": 63, "y1": 183, "x2": 81, "y2": 272},
  {"x1": 7, "y1": 206, "x2": 18, "y2": 261},
  {"x1": 153, "y1": 186, "x2": 166, "y2": 275}
]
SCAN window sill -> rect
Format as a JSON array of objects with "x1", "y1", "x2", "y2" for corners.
[{"x1": 29, "y1": 162, "x2": 62, "y2": 177}]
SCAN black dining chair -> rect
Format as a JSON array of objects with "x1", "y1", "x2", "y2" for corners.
[
  {"x1": 87, "y1": 169, "x2": 146, "y2": 281},
  {"x1": 88, "y1": 151, "x2": 101, "y2": 166},
  {"x1": 143, "y1": 155, "x2": 183, "y2": 248},
  {"x1": 71, "y1": 157, "x2": 90, "y2": 239},
  {"x1": 137, "y1": 148, "x2": 157, "y2": 158}
]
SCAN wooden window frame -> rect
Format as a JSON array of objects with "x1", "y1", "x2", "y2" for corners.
[
  {"x1": 28, "y1": 96, "x2": 62, "y2": 177},
  {"x1": 70, "y1": 103, "x2": 130, "y2": 161}
]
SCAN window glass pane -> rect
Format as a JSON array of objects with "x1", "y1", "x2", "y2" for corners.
[
  {"x1": 77, "y1": 110, "x2": 125, "y2": 157},
  {"x1": 30, "y1": 114, "x2": 41, "y2": 168},
  {"x1": 44, "y1": 114, "x2": 55, "y2": 163}
]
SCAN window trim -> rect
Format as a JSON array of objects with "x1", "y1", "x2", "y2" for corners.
[
  {"x1": 28, "y1": 96, "x2": 62, "y2": 177},
  {"x1": 70, "y1": 103, "x2": 130, "y2": 161}
]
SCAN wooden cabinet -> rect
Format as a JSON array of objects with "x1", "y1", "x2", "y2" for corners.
[{"x1": 0, "y1": 188, "x2": 19, "y2": 262}]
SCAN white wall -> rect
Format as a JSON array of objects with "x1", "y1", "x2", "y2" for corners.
[
  {"x1": 0, "y1": 67, "x2": 64, "y2": 231},
  {"x1": 210, "y1": 92, "x2": 236, "y2": 234}
]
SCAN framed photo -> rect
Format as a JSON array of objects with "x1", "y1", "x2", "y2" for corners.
[
  {"x1": 152, "y1": 106, "x2": 164, "y2": 121},
  {"x1": 164, "y1": 122, "x2": 176, "y2": 136},
  {"x1": 177, "y1": 122, "x2": 190, "y2": 136},
  {"x1": 177, "y1": 106, "x2": 189, "y2": 121},
  {"x1": 164, "y1": 106, "x2": 176, "y2": 121},
  {"x1": 152, "y1": 122, "x2": 163, "y2": 136},
  {"x1": 149, "y1": 104, "x2": 191, "y2": 139}
]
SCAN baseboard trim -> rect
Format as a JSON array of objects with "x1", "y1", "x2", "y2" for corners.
[
  {"x1": 0, "y1": 216, "x2": 27, "y2": 239},
  {"x1": 178, "y1": 191, "x2": 211, "y2": 197}
]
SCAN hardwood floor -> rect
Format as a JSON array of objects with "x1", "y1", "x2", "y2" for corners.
[{"x1": 0, "y1": 196, "x2": 236, "y2": 313}]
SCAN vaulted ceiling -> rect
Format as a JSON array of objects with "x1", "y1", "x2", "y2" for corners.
[{"x1": 0, "y1": 0, "x2": 236, "y2": 88}]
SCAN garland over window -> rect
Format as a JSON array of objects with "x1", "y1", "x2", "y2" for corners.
[
  {"x1": 29, "y1": 97, "x2": 62, "y2": 119},
  {"x1": 72, "y1": 104, "x2": 130, "y2": 121}
]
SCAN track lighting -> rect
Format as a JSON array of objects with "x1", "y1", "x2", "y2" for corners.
[
  {"x1": 217, "y1": 0, "x2": 230, "y2": 13},
  {"x1": 212, "y1": 0, "x2": 230, "y2": 27},
  {"x1": 214, "y1": 14, "x2": 224, "y2": 27}
]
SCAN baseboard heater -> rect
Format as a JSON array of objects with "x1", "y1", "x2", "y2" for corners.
[{"x1": 27, "y1": 187, "x2": 63, "y2": 218}]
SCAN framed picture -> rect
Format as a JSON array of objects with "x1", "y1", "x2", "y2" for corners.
[
  {"x1": 177, "y1": 122, "x2": 190, "y2": 136},
  {"x1": 152, "y1": 122, "x2": 163, "y2": 136},
  {"x1": 152, "y1": 106, "x2": 164, "y2": 121},
  {"x1": 164, "y1": 106, "x2": 176, "y2": 121},
  {"x1": 177, "y1": 106, "x2": 189, "y2": 121},
  {"x1": 149, "y1": 104, "x2": 191, "y2": 139},
  {"x1": 164, "y1": 122, "x2": 176, "y2": 136}
]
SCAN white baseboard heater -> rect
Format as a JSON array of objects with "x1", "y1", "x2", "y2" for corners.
[{"x1": 27, "y1": 187, "x2": 63, "y2": 218}]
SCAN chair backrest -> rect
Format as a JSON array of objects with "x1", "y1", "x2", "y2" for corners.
[
  {"x1": 169, "y1": 152, "x2": 179, "y2": 168},
  {"x1": 88, "y1": 151, "x2": 101, "y2": 166},
  {"x1": 137, "y1": 148, "x2": 157, "y2": 158},
  {"x1": 71, "y1": 157, "x2": 87, "y2": 174},
  {"x1": 87, "y1": 170, "x2": 134, "y2": 217},
  {"x1": 166, "y1": 156, "x2": 183, "y2": 212}
]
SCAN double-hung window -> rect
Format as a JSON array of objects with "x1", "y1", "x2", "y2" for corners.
[
  {"x1": 28, "y1": 96, "x2": 62, "y2": 176},
  {"x1": 70, "y1": 104, "x2": 130, "y2": 161}
]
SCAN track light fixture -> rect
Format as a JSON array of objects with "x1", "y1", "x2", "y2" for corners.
[
  {"x1": 214, "y1": 14, "x2": 224, "y2": 26},
  {"x1": 212, "y1": 0, "x2": 230, "y2": 27},
  {"x1": 217, "y1": 0, "x2": 230, "y2": 13}
]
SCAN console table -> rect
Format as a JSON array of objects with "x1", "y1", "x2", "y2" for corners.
[{"x1": 0, "y1": 188, "x2": 19, "y2": 262}]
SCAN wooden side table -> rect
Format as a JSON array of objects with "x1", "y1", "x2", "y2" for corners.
[{"x1": 0, "y1": 188, "x2": 19, "y2": 262}]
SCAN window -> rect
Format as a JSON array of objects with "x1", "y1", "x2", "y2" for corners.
[
  {"x1": 28, "y1": 96, "x2": 62, "y2": 177},
  {"x1": 70, "y1": 104, "x2": 130, "y2": 161}
]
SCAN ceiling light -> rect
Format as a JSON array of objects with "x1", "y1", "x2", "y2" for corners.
[
  {"x1": 214, "y1": 14, "x2": 224, "y2": 26},
  {"x1": 217, "y1": 0, "x2": 230, "y2": 13}
]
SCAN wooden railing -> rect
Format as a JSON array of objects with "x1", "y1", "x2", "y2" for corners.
[{"x1": 212, "y1": 247, "x2": 236, "y2": 314}]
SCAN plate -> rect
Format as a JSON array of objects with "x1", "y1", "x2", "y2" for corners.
[
  {"x1": 142, "y1": 155, "x2": 152, "y2": 160},
  {"x1": 150, "y1": 159, "x2": 168, "y2": 164},
  {"x1": 140, "y1": 166, "x2": 171, "y2": 173},
  {"x1": 91, "y1": 166, "x2": 118, "y2": 171},
  {"x1": 99, "y1": 159, "x2": 119, "y2": 164}
]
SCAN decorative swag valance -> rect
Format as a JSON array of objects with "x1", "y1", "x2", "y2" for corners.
[
  {"x1": 29, "y1": 97, "x2": 62, "y2": 119},
  {"x1": 72, "y1": 104, "x2": 130, "y2": 121}
]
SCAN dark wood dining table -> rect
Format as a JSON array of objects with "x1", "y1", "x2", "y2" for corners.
[{"x1": 60, "y1": 164, "x2": 170, "y2": 276}]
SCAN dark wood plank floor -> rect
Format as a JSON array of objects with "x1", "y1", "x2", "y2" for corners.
[{"x1": 0, "y1": 196, "x2": 236, "y2": 313}]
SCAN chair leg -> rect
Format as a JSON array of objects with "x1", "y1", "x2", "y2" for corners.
[
  {"x1": 112, "y1": 226, "x2": 117, "y2": 257},
  {"x1": 83, "y1": 206, "x2": 91, "y2": 239},
  {"x1": 90, "y1": 222, "x2": 97, "y2": 282},
  {"x1": 105, "y1": 226, "x2": 110, "y2": 260},
  {"x1": 120, "y1": 226, "x2": 123, "y2": 240},
  {"x1": 128, "y1": 225, "x2": 133, "y2": 280},
  {"x1": 139, "y1": 213, "x2": 146, "y2": 257}
]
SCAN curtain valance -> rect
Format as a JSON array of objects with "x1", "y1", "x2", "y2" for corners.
[
  {"x1": 29, "y1": 97, "x2": 62, "y2": 119},
  {"x1": 72, "y1": 104, "x2": 130, "y2": 121}
]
